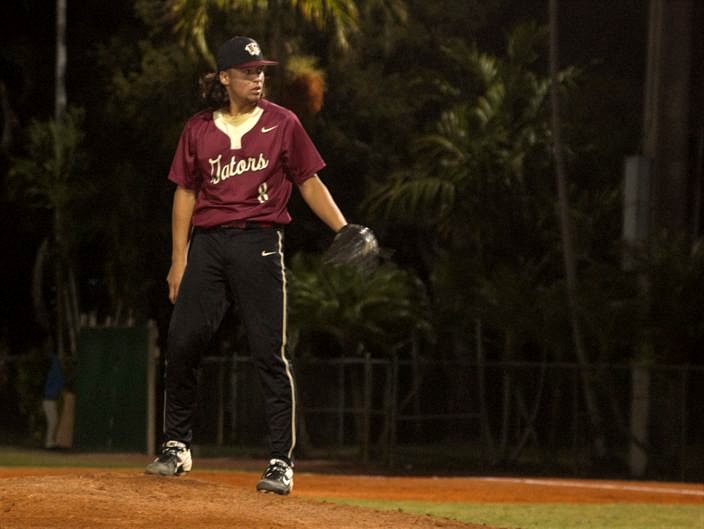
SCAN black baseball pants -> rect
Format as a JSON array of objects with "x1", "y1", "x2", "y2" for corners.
[{"x1": 163, "y1": 226, "x2": 296, "y2": 463}]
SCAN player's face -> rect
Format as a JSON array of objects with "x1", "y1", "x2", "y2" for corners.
[{"x1": 221, "y1": 66, "x2": 266, "y2": 106}]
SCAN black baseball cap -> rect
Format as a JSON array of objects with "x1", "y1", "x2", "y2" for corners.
[{"x1": 216, "y1": 36, "x2": 278, "y2": 71}]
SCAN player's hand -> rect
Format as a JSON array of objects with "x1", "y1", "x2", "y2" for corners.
[{"x1": 167, "y1": 260, "x2": 187, "y2": 304}]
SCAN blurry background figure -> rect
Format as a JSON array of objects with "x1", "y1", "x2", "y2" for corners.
[{"x1": 42, "y1": 354, "x2": 65, "y2": 449}]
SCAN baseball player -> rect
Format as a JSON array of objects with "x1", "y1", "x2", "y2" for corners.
[{"x1": 145, "y1": 36, "x2": 348, "y2": 495}]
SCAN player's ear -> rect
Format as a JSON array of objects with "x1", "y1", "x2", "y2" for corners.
[{"x1": 218, "y1": 70, "x2": 229, "y2": 86}]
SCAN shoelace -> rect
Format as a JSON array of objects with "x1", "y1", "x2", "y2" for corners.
[
  {"x1": 264, "y1": 464, "x2": 286, "y2": 478},
  {"x1": 157, "y1": 446, "x2": 183, "y2": 462}
]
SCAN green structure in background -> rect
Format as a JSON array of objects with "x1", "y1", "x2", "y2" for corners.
[{"x1": 73, "y1": 324, "x2": 157, "y2": 453}]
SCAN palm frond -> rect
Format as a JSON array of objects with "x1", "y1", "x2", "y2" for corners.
[
  {"x1": 363, "y1": 172, "x2": 456, "y2": 224},
  {"x1": 288, "y1": 253, "x2": 432, "y2": 357}
]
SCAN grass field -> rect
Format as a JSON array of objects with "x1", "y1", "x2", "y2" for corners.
[{"x1": 331, "y1": 499, "x2": 704, "y2": 529}]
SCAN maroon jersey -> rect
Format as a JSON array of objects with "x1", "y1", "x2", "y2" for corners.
[{"x1": 168, "y1": 99, "x2": 326, "y2": 227}]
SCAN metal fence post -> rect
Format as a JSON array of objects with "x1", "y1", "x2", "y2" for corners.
[
  {"x1": 362, "y1": 351, "x2": 372, "y2": 464},
  {"x1": 387, "y1": 351, "x2": 399, "y2": 466},
  {"x1": 337, "y1": 360, "x2": 345, "y2": 446}
]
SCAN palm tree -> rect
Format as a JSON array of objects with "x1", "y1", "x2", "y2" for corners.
[
  {"x1": 362, "y1": 22, "x2": 584, "y2": 462},
  {"x1": 160, "y1": 0, "x2": 360, "y2": 64},
  {"x1": 287, "y1": 253, "x2": 431, "y2": 458},
  {"x1": 158, "y1": 0, "x2": 409, "y2": 107},
  {"x1": 288, "y1": 253, "x2": 431, "y2": 361},
  {"x1": 9, "y1": 108, "x2": 90, "y2": 379},
  {"x1": 363, "y1": 21, "x2": 570, "y2": 316},
  {"x1": 363, "y1": 23, "x2": 568, "y2": 233}
]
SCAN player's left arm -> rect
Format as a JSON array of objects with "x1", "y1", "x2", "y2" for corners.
[{"x1": 297, "y1": 174, "x2": 347, "y2": 232}]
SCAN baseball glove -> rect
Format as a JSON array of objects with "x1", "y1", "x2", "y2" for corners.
[{"x1": 323, "y1": 224, "x2": 380, "y2": 275}]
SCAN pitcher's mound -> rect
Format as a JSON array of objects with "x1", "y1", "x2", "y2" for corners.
[{"x1": 0, "y1": 471, "x2": 491, "y2": 529}]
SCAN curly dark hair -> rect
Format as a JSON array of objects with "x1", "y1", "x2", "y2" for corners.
[{"x1": 200, "y1": 72, "x2": 228, "y2": 109}]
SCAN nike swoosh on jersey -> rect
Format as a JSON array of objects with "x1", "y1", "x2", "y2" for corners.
[
  {"x1": 261, "y1": 250, "x2": 278, "y2": 256},
  {"x1": 261, "y1": 125, "x2": 279, "y2": 133}
]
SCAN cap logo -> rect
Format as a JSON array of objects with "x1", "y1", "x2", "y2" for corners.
[{"x1": 244, "y1": 42, "x2": 261, "y2": 56}]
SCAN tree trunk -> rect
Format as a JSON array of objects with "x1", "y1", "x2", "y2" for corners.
[
  {"x1": 476, "y1": 318, "x2": 495, "y2": 464},
  {"x1": 1, "y1": 81, "x2": 19, "y2": 149},
  {"x1": 629, "y1": 364, "x2": 651, "y2": 477},
  {"x1": 642, "y1": 0, "x2": 693, "y2": 234},
  {"x1": 549, "y1": 0, "x2": 605, "y2": 456},
  {"x1": 55, "y1": 0, "x2": 67, "y2": 121},
  {"x1": 54, "y1": 0, "x2": 68, "y2": 357}
]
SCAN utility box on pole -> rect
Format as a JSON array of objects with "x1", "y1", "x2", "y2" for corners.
[{"x1": 622, "y1": 155, "x2": 652, "y2": 269}]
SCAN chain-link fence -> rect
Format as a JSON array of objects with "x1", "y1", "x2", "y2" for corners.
[
  {"x1": 2, "y1": 347, "x2": 702, "y2": 481},
  {"x1": 192, "y1": 355, "x2": 703, "y2": 481}
]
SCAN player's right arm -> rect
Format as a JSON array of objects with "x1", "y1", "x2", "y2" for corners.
[{"x1": 167, "y1": 185, "x2": 197, "y2": 304}]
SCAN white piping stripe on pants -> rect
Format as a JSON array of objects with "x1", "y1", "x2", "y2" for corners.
[{"x1": 277, "y1": 229, "x2": 296, "y2": 461}]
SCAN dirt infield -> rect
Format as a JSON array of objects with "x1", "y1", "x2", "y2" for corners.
[{"x1": 0, "y1": 457, "x2": 702, "y2": 529}]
